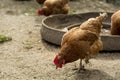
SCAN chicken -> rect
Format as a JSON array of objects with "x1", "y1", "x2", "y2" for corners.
[
  {"x1": 53, "y1": 13, "x2": 107, "y2": 71},
  {"x1": 36, "y1": 0, "x2": 46, "y2": 4},
  {"x1": 111, "y1": 10, "x2": 120, "y2": 35},
  {"x1": 37, "y1": 0, "x2": 69, "y2": 16}
]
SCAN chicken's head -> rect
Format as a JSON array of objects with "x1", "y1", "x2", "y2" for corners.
[
  {"x1": 37, "y1": 9, "x2": 43, "y2": 16},
  {"x1": 37, "y1": 6, "x2": 52, "y2": 16},
  {"x1": 53, "y1": 55, "x2": 65, "y2": 69}
]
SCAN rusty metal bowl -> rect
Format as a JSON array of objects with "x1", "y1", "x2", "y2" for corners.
[{"x1": 41, "y1": 12, "x2": 120, "y2": 51}]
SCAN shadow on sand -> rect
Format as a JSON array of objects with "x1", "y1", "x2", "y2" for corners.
[{"x1": 74, "y1": 69, "x2": 116, "y2": 80}]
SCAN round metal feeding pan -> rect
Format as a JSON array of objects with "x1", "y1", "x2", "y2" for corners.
[{"x1": 41, "y1": 12, "x2": 120, "y2": 51}]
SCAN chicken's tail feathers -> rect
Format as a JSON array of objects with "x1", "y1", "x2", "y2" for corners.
[{"x1": 97, "y1": 12, "x2": 108, "y2": 22}]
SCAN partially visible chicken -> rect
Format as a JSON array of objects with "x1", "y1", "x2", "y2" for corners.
[
  {"x1": 53, "y1": 13, "x2": 107, "y2": 71},
  {"x1": 111, "y1": 10, "x2": 120, "y2": 35},
  {"x1": 37, "y1": 0, "x2": 69, "y2": 16}
]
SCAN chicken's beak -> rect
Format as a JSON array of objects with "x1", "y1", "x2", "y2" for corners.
[{"x1": 56, "y1": 66, "x2": 58, "y2": 69}]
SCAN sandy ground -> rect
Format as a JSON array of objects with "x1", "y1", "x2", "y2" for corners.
[{"x1": 0, "y1": 0, "x2": 120, "y2": 80}]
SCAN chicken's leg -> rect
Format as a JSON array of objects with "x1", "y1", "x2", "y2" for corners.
[
  {"x1": 79, "y1": 59, "x2": 85, "y2": 72},
  {"x1": 85, "y1": 57, "x2": 90, "y2": 64}
]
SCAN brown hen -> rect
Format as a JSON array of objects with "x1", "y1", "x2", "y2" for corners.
[
  {"x1": 53, "y1": 13, "x2": 107, "y2": 71},
  {"x1": 37, "y1": 0, "x2": 69, "y2": 16}
]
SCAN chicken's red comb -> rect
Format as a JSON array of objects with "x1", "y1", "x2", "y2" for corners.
[
  {"x1": 37, "y1": 9, "x2": 43, "y2": 16},
  {"x1": 53, "y1": 55, "x2": 62, "y2": 68}
]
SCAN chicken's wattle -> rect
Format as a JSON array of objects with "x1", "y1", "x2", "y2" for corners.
[{"x1": 53, "y1": 55, "x2": 63, "y2": 68}]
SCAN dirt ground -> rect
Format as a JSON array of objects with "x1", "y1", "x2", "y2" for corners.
[{"x1": 0, "y1": 0, "x2": 120, "y2": 80}]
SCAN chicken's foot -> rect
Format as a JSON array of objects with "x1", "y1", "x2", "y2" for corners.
[
  {"x1": 72, "y1": 62, "x2": 78, "y2": 70},
  {"x1": 85, "y1": 57, "x2": 92, "y2": 66},
  {"x1": 85, "y1": 57, "x2": 90, "y2": 64}
]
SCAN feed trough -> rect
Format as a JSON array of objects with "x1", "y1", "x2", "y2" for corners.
[{"x1": 41, "y1": 12, "x2": 120, "y2": 51}]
